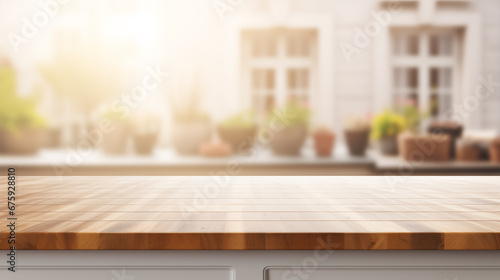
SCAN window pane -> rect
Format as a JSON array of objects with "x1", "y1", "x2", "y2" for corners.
[
  {"x1": 407, "y1": 35, "x2": 419, "y2": 55},
  {"x1": 251, "y1": 34, "x2": 276, "y2": 57},
  {"x1": 392, "y1": 35, "x2": 402, "y2": 55},
  {"x1": 286, "y1": 32, "x2": 311, "y2": 57},
  {"x1": 392, "y1": 34, "x2": 419, "y2": 56},
  {"x1": 287, "y1": 68, "x2": 309, "y2": 89},
  {"x1": 430, "y1": 93, "x2": 452, "y2": 117},
  {"x1": 430, "y1": 67, "x2": 452, "y2": 89},
  {"x1": 252, "y1": 69, "x2": 275, "y2": 90},
  {"x1": 441, "y1": 35, "x2": 453, "y2": 55},
  {"x1": 440, "y1": 94, "x2": 452, "y2": 116},
  {"x1": 266, "y1": 69, "x2": 275, "y2": 89},
  {"x1": 287, "y1": 36, "x2": 296, "y2": 57},
  {"x1": 288, "y1": 69, "x2": 296, "y2": 89},
  {"x1": 407, "y1": 68, "x2": 418, "y2": 89},
  {"x1": 265, "y1": 95, "x2": 275, "y2": 113},
  {"x1": 301, "y1": 69, "x2": 309, "y2": 89},
  {"x1": 393, "y1": 68, "x2": 402, "y2": 87},
  {"x1": 393, "y1": 67, "x2": 419, "y2": 107},
  {"x1": 393, "y1": 67, "x2": 418, "y2": 89},
  {"x1": 430, "y1": 67, "x2": 453, "y2": 117},
  {"x1": 441, "y1": 68, "x2": 452, "y2": 88},
  {"x1": 430, "y1": 93, "x2": 439, "y2": 116},
  {"x1": 430, "y1": 35, "x2": 439, "y2": 56},
  {"x1": 244, "y1": 29, "x2": 316, "y2": 116},
  {"x1": 430, "y1": 34, "x2": 453, "y2": 56},
  {"x1": 253, "y1": 95, "x2": 275, "y2": 116},
  {"x1": 252, "y1": 69, "x2": 261, "y2": 89},
  {"x1": 430, "y1": 68, "x2": 439, "y2": 89}
]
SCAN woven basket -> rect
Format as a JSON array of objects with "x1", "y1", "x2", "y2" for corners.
[
  {"x1": 398, "y1": 133, "x2": 451, "y2": 162},
  {"x1": 428, "y1": 121, "x2": 463, "y2": 159},
  {"x1": 456, "y1": 140, "x2": 481, "y2": 162}
]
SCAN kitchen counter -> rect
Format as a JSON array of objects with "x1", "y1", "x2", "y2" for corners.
[{"x1": 2, "y1": 176, "x2": 499, "y2": 250}]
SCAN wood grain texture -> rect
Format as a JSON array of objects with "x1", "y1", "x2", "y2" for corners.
[{"x1": 0, "y1": 176, "x2": 499, "y2": 250}]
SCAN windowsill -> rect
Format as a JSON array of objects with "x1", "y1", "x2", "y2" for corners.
[
  {"x1": 0, "y1": 144, "x2": 371, "y2": 168},
  {"x1": 1, "y1": 145, "x2": 499, "y2": 175},
  {"x1": 372, "y1": 151, "x2": 500, "y2": 172}
]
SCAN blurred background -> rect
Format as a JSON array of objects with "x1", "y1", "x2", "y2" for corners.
[{"x1": 0, "y1": 0, "x2": 499, "y2": 175}]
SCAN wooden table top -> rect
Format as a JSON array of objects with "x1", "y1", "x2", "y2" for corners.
[{"x1": 1, "y1": 176, "x2": 499, "y2": 250}]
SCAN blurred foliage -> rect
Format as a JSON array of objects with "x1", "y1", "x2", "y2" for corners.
[
  {"x1": 219, "y1": 110, "x2": 256, "y2": 129},
  {"x1": 0, "y1": 64, "x2": 46, "y2": 132},
  {"x1": 345, "y1": 115, "x2": 370, "y2": 131},
  {"x1": 131, "y1": 111, "x2": 161, "y2": 134},
  {"x1": 396, "y1": 104, "x2": 428, "y2": 134},
  {"x1": 267, "y1": 100, "x2": 311, "y2": 128},
  {"x1": 371, "y1": 109, "x2": 405, "y2": 140},
  {"x1": 39, "y1": 48, "x2": 123, "y2": 114},
  {"x1": 101, "y1": 108, "x2": 129, "y2": 122}
]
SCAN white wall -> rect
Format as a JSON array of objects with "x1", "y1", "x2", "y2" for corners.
[
  {"x1": 1, "y1": 0, "x2": 499, "y2": 142},
  {"x1": 479, "y1": 0, "x2": 500, "y2": 132}
]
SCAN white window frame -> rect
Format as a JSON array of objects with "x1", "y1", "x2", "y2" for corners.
[
  {"x1": 242, "y1": 29, "x2": 317, "y2": 117},
  {"x1": 225, "y1": 13, "x2": 334, "y2": 127},
  {"x1": 374, "y1": 1, "x2": 481, "y2": 128},
  {"x1": 390, "y1": 28, "x2": 460, "y2": 118}
]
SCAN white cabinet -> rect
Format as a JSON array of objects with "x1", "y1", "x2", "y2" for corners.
[
  {"x1": 5, "y1": 267, "x2": 234, "y2": 280},
  {"x1": 265, "y1": 267, "x2": 500, "y2": 280},
  {"x1": 1, "y1": 250, "x2": 499, "y2": 280}
]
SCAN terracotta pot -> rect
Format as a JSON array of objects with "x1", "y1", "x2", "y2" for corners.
[
  {"x1": 199, "y1": 141, "x2": 232, "y2": 157},
  {"x1": 490, "y1": 138, "x2": 500, "y2": 163},
  {"x1": 0, "y1": 128, "x2": 46, "y2": 155},
  {"x1": 133, "y1": 132, "x2": 158, "y2": 155},
  {"x1": 313, "y1": 129, "x2": 335, "y2": 157},
  {"x1": 102, "y1": 122, "x2": 130, "y2": 155},
  {"x1": 455, "y1": 139, "x2": 481, "y2": 162},
  {"x1": 398, "y1": 133, "x2": 451, "y2": 162},
  {"x1": 379, "y1": 136, "x2": 398, "y2": 155},
  {"x1": 344, "y1": 128, "x2": 370, "y2": 156},
  {"x1": 45, "y1": 127, "x2": 62, "y2": 148},
  {"x1": 428, "y1": 121, "x2": 463, "y2": 158},
  {"x1": 171, "y1": 120, "x2": 212, "y2": 155},
  {"x1": 217, "y1": 125, "x2": 257, "y2": 154},
  {"x1": 269, "y1": 125, "x2": 307, "y2": 156}
]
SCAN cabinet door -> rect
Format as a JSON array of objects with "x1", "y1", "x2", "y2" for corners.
[
  {"x1": 4, "y1": 267, "x2": 234, "y2": 280},
  {"x1": 265, "y1": 267, "x2": 500, "y2": 280}
]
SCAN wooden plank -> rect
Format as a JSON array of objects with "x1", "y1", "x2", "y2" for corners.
[{"x1": 0, "y1": 176, "x2": 499, "y2": 250}]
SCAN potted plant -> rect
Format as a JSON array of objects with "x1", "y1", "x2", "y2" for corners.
[
  {"x1": 371, "y1": 109, "x2": 405, "y2": 155},
  {"x1": 199, "y1": 141, "x2": 233, "y2": 157},
  {"x1": 456, "y1": 138, "x2": 481, "y2": 162},
  {"x1": 100, "y1": 110, "x2": 130, "y2": 155},
  {"x1": 428, "y1": 121, "x2": 463, "y2": 159},
  {"x1": 490, "y1": 138, "x2": 500, "y2": 163},
  {"x1": 268, "y1": 100, "x2": 311, "y2": 156},
  {"x1": 394, "y1": 103, "x2": 451, "y2": 162},
  {"x1": 132, "y1": 113, "x2": 161, "y2": 155},
  {"x1": 399, "y1": 132, "x2": 451, "y2": 162},
  {"x1": 169, "y1": 85, "x2": 212, "y2": 155},
  {"x1": 0, "y1": 63, "x2": 47, "y2": 155},
  {"x1": 45, "y1": 126, "x2": 62, "y2": 148},
  {"x1": 217, "y1": 110, "x2": 257, "y2": 154},
  {"x1": 344, "y1": 116, "x2": 371, "y2": 156},
  {"x1": 312, "y1": 126, "x2": 335, "y2": 157}
]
